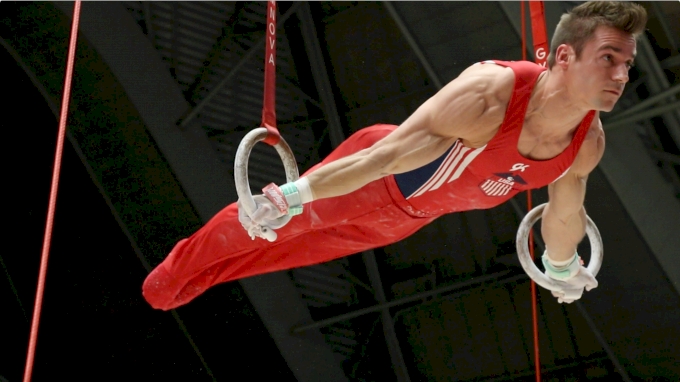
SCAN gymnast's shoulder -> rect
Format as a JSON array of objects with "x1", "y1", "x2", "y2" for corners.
[{"x1": 422, "y1": 62, "x2": 513, "y2": 140}]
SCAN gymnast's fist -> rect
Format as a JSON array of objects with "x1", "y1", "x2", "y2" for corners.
[
  {"x1": 238, "y1": 181, "x2": 309, "y2": 241},
  {"x1": 549, "y1": 266, "x2": 598, "y2": 304},
  {"x1": 238, "y1": 194, "x2": 290, "y2": 242},
  {"x1": 543, "y1": 252, "x2": 598, "y2": 304}
]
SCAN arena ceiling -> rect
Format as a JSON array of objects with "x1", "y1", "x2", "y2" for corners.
[{"x1": 1, "y1": 2, "x2": 679, "y2": 381}]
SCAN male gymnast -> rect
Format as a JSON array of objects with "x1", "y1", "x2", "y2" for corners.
[{"x1": 143, "y1": 1, "x2": 647, "y2": 310}]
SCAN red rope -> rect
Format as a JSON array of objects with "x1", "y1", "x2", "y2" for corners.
[
  {"x1": 261, "y1": 0, "x2": 280, "y2": 146},
  {"x1": 528, "y1": 5, "x2": 549, "y2": 381},
  {"x1": 23, "y1": 2, "x2": 81, "y2": 381},
  {"x1": 528, "y1": 192, "x2": 541, "y2": 382},
  {"x1": 521, "y1": 1, "x2": 541, "y2": 381}
]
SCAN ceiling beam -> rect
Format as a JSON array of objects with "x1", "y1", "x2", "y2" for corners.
[
  {"x1": 177, "y1": 2, "x2": 303, "y2": 129},
  {"x1": 363, "y1": 252, "x2": 412, "y2": 382},
  {"x1": 650, "y1": 151, "x2": 680, "y2": 166},
  {"x1": 383, "y1": 1, "x2": 442, "y2": 89},
  {"x1": 660, "y1": 54, "x2": 680, "y2": 70},
  {"x1": 636, "y1": 35, "x2": 680, "y2": 147},
  {"x1": 184, "y1": 2, "x2": 246, "y2": 104},
  {"x1": 298, "y1": 3, "x2": 345, "y2": 147},
  {"x1": 650, "y1": 2, "x2": 679, "y2": 54},
  {"x1": 140, "y1": 2, "x2": 155, "y2": 43},
  {"x1": 292, "y1": 270, "x2": 519, "y2": 333},
  {"x1": 604, "y1": 100, "x2": 680, "y2": 130},
  {"x1": 605, "y1": 83, "x2": 680, "y2": 124},
  {"x1": 482, "y1": 355, "x2": 610, "y2": 382}
]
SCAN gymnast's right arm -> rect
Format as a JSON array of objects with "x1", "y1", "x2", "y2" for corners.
[
  {"x1": 243, "y1": 66, "x2": 505, "y2": 239},
  {"x1": 306, "y1": 71, "x2": 496, "y2": 201}
]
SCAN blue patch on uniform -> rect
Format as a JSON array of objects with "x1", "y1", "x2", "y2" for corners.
[{"x1": 394, "y1": 145, "x2": 454, "y2": 197}]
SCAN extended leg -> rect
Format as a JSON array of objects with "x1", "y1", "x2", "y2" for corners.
[{"x1": 142, "y1": 124, "x2": 425, "y2": 310}]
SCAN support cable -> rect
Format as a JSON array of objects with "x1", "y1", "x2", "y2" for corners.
[
  {"x1": 23, "y1": 2, "x2": 81, "y2": 381},
  {"x1": 520, "y1": 3, "x2": 541, "y2": 382},
  {"x1": 522, "y1": 2, "x2": 552, "y2": 380}
]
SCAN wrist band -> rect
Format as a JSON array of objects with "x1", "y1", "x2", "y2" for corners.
[
  {"x1": 544, "y1": 250, "x2": 576, "y2": 267},
  {"x1": 542, "y1": 251, "x2": 580, "y2": 280},
  {"x1": 263, "y1": 178, "x2": 313, "y2": 217},
  {"x1": 279, "y1": 182, "x2": 303, "y2": 216},
  {"x1": 262, "y1": 183, "x2": 289, "y2": 214}
]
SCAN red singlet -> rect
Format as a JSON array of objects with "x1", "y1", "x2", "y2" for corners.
[{"x1": 393, "y1": 60, "x2": 595, "y2": 216}]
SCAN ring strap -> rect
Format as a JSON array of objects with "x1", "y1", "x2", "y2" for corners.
[{"x1": 261, "y1": 1, "x2": 279, "y2": 146}]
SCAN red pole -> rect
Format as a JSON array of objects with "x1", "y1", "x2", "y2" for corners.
[{"x1": 23, "y1": 2, "x2": 82, "y2": 381}]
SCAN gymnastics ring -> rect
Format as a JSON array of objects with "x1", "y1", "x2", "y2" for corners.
[
  {"x1": 234, "y1": 127, "x2": 299, "y2": 219},
  {"x1": 516, "y1": 203, "x2": 603, "y2": 291}
]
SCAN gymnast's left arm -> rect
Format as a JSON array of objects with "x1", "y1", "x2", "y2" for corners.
[{"x1": 540, "y1": 118, "x2": 605, "y2": 303}]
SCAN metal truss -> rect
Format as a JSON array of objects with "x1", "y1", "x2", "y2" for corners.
[
  {"x1": 292, "y1": 271, "x2": 520, "y2": 333},
  {"x1": 177, "y1": 2, "x2": 304, "y2": 128},
  {"x1": 482, "y1": 354, "x2": 611, "y2": 382},
  {"x1": 605, "y1": 83, "x2": 680, "y2": 129},
  {"x1": 182, "y1": 2, "x2": 247, "y2": 104}
]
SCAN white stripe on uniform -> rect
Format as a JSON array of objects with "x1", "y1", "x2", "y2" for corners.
[
  {"x1": 408, "y1": 142, "x2": 486, "y2": 199},
  {"x1": 408, "y1": 142, "x2": 462, "y2": 198}
]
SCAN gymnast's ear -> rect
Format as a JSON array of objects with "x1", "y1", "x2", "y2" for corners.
[{"x1": 553, "y1": 44, "x2": 573, "y2": 70}]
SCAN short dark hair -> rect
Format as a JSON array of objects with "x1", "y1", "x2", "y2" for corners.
[{"x1": 547, "y1": 1, "x2": 647, "y2": 69}]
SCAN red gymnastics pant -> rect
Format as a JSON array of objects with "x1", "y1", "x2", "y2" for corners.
[{"x1": 142, "y1": 124, "x2": 437, "y2": 310}]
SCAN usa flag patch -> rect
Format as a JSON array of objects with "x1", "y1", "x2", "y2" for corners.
[{"x1": 479, "y1": 173, "x2": 527, "y2": 196}]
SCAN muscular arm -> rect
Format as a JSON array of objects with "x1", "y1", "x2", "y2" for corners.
[
  {"x1": 541, "y1": 118, "x2": 605, "y2": 262},
  {"x1": 306, "y1": 65, "x2": 505, "y2": 200}
]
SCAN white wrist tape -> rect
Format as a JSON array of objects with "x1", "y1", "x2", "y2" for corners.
[
  {"x1": 293, "y1": 177, "x2": 314, "y2": 204},
  {"x1": 545, "y1": 253, "x2": 575, "y2": 267}
]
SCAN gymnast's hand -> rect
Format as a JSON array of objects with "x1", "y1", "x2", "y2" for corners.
[
  {"x1": 543, "y1": 253, "x2": 598, "y2": 304},
  {"x1": 238, "y1": 195, "x2": 291, "y2": 242}
]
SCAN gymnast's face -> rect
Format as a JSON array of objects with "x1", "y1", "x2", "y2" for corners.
[{"x1": 560, "y1": 25, "x2": 637, "y2": 112}]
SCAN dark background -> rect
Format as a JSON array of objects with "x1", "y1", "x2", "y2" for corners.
[{"x1": 2, "y1": 2, "x2": 679, "y2": 381}]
